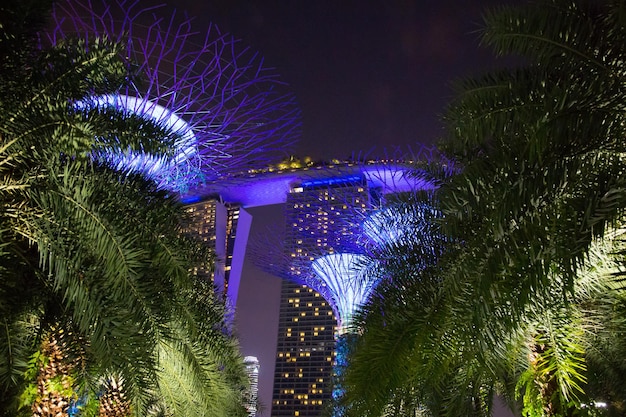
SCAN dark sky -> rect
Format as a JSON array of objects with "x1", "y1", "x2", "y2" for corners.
[{"x1": 162, "y1": 0, "x2": 525, "y2": 161}]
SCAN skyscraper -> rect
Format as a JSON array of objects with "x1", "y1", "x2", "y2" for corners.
[
  {"x1": 244, "y1": 356, "x2": 261, "y2": 417},
  {"x1": 272, "y1": 281, "x2": 335, "y2": 417},
  {"x1": 184, "y1": 199, "x2": 252, "y2": 310},
  {"x1": 270, "y1": 173, "x2": 374, "y2": 417}
]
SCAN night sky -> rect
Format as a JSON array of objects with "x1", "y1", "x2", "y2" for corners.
[{"x1": 159, "y1": 0, "x2": 526, "y2": 161}]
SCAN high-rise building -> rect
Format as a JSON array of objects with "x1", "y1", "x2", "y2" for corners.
[
  {"x1": 270, "y1": 174, "x2": 374, "y2": 417},
  {"x1": 272, "y1": 281, "x2": 336, "y2": 417},
  {"x1": 244, "y1": 356, "x2": 261, "y2": 417},
  {"x1": 184, "y1": 198, "x2": 252, "y2": 310}
]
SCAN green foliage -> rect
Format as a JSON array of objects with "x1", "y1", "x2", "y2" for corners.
[
  {"x1": 0, "y1": 0, "x2": 248, "y2": 415},
  {"x1": 340, "y1": 1, "x2": 626, "y2": 417}
]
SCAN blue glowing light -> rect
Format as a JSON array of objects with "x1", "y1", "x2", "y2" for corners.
[
  {"x1": 362, "y1": 209, "x2": 406, "y2": 246},
  {"x1": 48, "y1": 0, "x2": 300, "y2": 194},
  {"x1": 83, "y1": 94, "x2": 203, "y2": 184},
  {"x1": 180, "y1": 195, "x2": 202, "y2": 204},
  {"x1": 311, "y1": 253, "x2": 378, "y2": 331},
  {"x1": 300, "y1": 175, "x2": 363, "y2": 189},
  {"x1": 362, "y1": 202, "x2": 441, "y2": 247}
]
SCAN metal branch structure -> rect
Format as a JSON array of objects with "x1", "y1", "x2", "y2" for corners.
[
  {"x1": 45, "y1": 0, "x2": 300, "y2": 193},
  {"x1": 310, "y1": 253, "x2": 372, "y2": 332}
]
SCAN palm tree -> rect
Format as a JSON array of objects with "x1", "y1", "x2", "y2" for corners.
[
  {"x1": 341, "y1": 185, "x2": 626, "y2": 417},
  {"x1": 437, "y1": 0, "x2": 626, "y2": 413},
  {"x1": 340, "y1": 1, "x2": 626, "y2": 416},
  {"x1": 338, "y1": 175, "x2": 456, "y2": 417},
  {"x1": 0, "y1": 1, "x2": 248, "y2": 415}
]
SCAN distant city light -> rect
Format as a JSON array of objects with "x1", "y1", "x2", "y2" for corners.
[{"x1": 243, "y1": 356, "x2": 260, "y2": 417}]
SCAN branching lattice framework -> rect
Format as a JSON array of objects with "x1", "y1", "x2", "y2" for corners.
[{"x1": 45, "y1": 0, "x2": 300, "y2": 193}]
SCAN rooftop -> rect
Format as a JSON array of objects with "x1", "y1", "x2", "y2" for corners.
[{"x1": 182, "y1": 161, "x2": 436, "y2": 207}]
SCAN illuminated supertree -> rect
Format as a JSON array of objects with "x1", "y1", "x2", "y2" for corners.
[
  {"x1": 310, "y1": 253, "x2": 371, "y2": 332},
  {"x1": 45, "y1": 0, "x2": 300, "y2": 193}
]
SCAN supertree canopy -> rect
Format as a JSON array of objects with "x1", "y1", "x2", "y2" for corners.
[
  {"x1": 45, "y1": 0, "x2": 300, "y2": 193},
  {"x1": 310, "y1": 253, "x2": 373, "y2": 332}
]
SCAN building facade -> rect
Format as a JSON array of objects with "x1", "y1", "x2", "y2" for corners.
[
  {"x1": 270, "y1": 174, "x2": 375, "y2": 417},
  {"x1": 272, "y1": 281, "x2": 335, "y2": 417},
  {"x1": 244, "y1": 356, "x2": 261, "y2": 417},
  {"x1": 184, "y1": 198, "x2": 252, "y2": 311}
]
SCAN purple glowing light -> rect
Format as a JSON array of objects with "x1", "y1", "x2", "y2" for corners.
[
  {"x1": 362, "y1": 210, "x2": 407, "y2": 246},
  {"x1": 85, "y1": 94, "x2": 198, "y2": 180},
  {"x1": 311, "y1": 253, "x2": 377, "y2": 331},
  {"x1": 47, "y1": 0, "x2": 299, "y2": 192}
]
